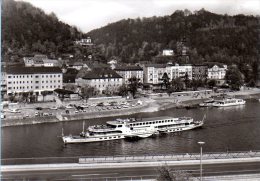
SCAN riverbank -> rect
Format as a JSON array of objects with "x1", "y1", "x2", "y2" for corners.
[{"x1": 2, "y1": 88, "x2": 260, "y2": 127}]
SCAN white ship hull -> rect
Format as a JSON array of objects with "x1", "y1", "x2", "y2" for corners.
[
  {"x1": 62, "y1": 116, "x2": 205, "y2": 144},
  {"x1": 63, "y1": 135, "x2": 125, "y2": 143},
  {"x1": 159, "y1": 122, "x2": 203, "y2": 133},
  {"x1": 213, "y1": 101, "x2": 246, "y2": 107}
]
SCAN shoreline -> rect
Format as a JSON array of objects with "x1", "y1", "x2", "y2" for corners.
[{"x1": 2, "y1": 90, "x2": 260, "y2": 127}]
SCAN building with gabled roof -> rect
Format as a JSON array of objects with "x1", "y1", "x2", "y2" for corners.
[{"x1": 75, "y1": 67, "x2": 123, "y2": 94}]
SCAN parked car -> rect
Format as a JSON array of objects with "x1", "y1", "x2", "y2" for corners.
[
  {"x1": 65, "y1": 105, "x2": 74, "y2": 109},
  {"x1": 50, "y1": 106, "x2": 58, "y2": 110},
  {"x1": 35, "y1": 107, "x2": 43, "y2": 110}
]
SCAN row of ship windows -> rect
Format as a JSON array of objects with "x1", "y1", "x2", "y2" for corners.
[
  {"x1": 130, "y1": 120, "x2": 174, "y2": 126},
  {"x1": 8, "y1": 75, "x2": 61, "y2": 79},
  {"x1": 8, "y1": 80, "x2": 61, "y2": 84},
  {"x1": 99, "y1": 136, "x2": 121, "y2": 140},
  {"x1": 8, "y1": 85, "x2": 61, "y2": 90}
]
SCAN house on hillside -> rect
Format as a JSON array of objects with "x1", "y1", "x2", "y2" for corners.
[
  {"x1": 162, "y1": 49, "x2": 174, "y2": 56},
  {"x1": 75, "y1": 37, "x2": 93, "y2": 46}
]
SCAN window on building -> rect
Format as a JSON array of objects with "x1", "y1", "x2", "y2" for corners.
[
  {"x1": 35, "y1": 75, "x2": 39, "y2": 78},
  {"x1": 8, "y1": 76, "x2": 12, "y2": 78},
  {"x1": 35, "y1": 86, "x2": 39, "y2": 89}
]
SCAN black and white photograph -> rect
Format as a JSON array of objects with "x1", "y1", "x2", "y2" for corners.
[{"x1": 1, "y1": 0, "x2": 260, "y2": 180}]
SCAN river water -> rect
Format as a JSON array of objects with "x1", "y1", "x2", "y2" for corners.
[{"x1": 2, "y1": 100, "x2": 260, "y2": 162}]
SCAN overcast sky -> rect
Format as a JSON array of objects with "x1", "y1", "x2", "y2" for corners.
[{"x1": 23, "y1": 0, "x2": 260, "y2": 33}]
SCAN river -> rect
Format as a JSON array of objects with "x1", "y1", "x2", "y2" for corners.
[{"x1": 2, "y1": 100, "x2": 260, "y2": 163}]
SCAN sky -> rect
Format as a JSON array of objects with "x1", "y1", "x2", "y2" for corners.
[{"x1": 22, "y1": 0, "x2": 260, "y2": 33}]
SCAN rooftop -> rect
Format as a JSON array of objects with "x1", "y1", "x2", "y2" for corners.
[
  {"x1": 114, "y1": 66, "x2": 143, "y2": 71},
  {"x1": 81, "y1": 68, "x2": 122, "y2": 79},
  {"x1": 6, "y1": 66, "x2": 62, "y2": 74}
]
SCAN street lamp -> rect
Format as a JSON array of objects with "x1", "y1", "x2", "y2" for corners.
[{"x1": 198, "y1": 141, "x2": 205, "y2": 181}]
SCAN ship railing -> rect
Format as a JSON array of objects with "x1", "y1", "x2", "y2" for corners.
[{"x1": 88, "y1": 126, "x2": 116, "y2": 132}]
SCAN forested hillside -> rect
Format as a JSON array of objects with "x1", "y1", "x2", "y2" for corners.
[
  {"x1": 89, "y1": 9, "x2": 259, "y2": 66},
  {"x1": 2, "y1": 0, "x2": 84, "y2": 61}
]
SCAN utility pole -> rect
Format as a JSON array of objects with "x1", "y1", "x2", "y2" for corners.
[{"x1": 198, "y1": 141, "x2": 205, "y2": 181}]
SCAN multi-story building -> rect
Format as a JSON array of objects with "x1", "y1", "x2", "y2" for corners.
[
  {"x1": 23, "y1": 54, "x2": 47, "y2": 67},
  {"x1": 192, "y1": 64, "x2": 208, "y2": 80},
  {"x1": 114, "y1": 66, "x2": 143, "y2": 84},
  {"x1": 143, "y1": 64, "x2": 167, "y2": 85},
  {"x1": 143, "y1": 64, "x2": 192, "y2": 85},
  {"x1": 207, "y1": 63, "x2": 227, "y2": 80},
  {"x1": 169, "y1": 64, "x2": 192, "y2": 80},
  {"x1": 75, "y1": 68, "x2": 123, "y2": 94},
  {"x1": 6, "y1": 67, "x2": 63, "y2": 95},
  {"x1": 43, "y1": 59, "x2": 60, "y2": 67}
]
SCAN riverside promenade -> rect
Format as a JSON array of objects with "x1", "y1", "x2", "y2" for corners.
[
  {"x1": 2, "y1": 151, "x2": 260, "y2": 180},
  {"x1": 2, "y1": 88, "x2": 260, "y2": 127}
]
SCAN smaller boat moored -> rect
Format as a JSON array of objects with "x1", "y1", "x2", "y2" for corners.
[{"x1": 212, "y1": 98, "x2": 246, "y2": 107}]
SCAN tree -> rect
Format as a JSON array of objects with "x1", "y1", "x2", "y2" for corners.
[
  {"x1": 156, "y1": 165, "x2": 192, "y2": 181},
  {"x1": 170, "y1": 77, "x2": 184, "y2": 92},
  {"x1": 80, "y1": 86, "x2": 96, "y2": 100},
  {"x1": 207, "y1": 79, "x2": 217, "y2": 88},
  {"x1": 128, "y1": 77, "x2": 140, "y2": 99},
  {"x1": 225, "y1": 66, "x2": 244, "y2": 90},
  {"x1": 41, "y1": 90, "x2": 50, "y2": 102},
  {"x1": 22, "y1": 92, "x2": 29, "y2": 103},
  {"x1": 184, "y1": 72, "x2": 191, "y2": 90},
  {"x1": 160, "y1": 72, "x2": 170, "y2": 89},
  {"x1": 118, "y1": 84, "x2": 128, "y2": 97}
]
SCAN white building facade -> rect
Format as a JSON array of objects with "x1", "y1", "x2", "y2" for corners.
[
  {"x1": 207, "y1": 64, "x2": 227, "y2": 80},
  {"x1": 6, "y1": 67, "x2": 63, "y2": 95},
  {"x1": 114, "y1": 66, "x2": 143, "y2": 84},
  {"x1": 143, "y1": 64, "x2": 192, "y2": 85},
  {"x1": 76, "y1": 68, "x2": 123, "y2": 94}
]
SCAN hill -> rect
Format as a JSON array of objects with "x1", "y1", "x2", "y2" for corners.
[
  {"x1": 2, "y1": 0, "x2": 84, "y2": 62},
  {"x1": 88, "y1": 9, "x2": 259, "y2": 70}
]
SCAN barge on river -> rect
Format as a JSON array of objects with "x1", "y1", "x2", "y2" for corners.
[{"x1": 62, "y1": 116, "x2": 205, "y2": 144}]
